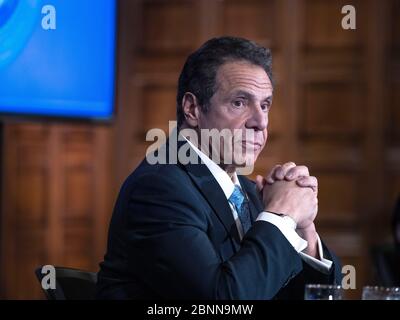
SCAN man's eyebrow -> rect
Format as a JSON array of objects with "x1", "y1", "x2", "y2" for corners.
[
  {"x1": 232, "y1": 90, "x2": 254, "y2": 98},
  {"x1": 263, "y1": 96, "x2": 273, "y2": 103},
  {"x1": 232, "y1": 90, "x2": 273, "y2": 102}
]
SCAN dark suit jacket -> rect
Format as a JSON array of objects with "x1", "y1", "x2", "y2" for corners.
[{"x1": 96, "y1": 140, "x2": 342, "y2": 299}]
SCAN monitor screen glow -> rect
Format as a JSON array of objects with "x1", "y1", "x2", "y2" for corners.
[{"x1": 0, "y1": 0, "x2": 117, "y2": 120}]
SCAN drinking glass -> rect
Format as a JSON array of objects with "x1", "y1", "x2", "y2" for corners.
[
  {"x1": 362, "y1": 286, "x2": 400, "y2": 300},
  {"x1": 304, "y1": 284, "x2": 343, "y2": 300}
]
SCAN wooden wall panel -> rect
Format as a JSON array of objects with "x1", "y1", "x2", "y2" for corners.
[
  {"x1": 15, "y1": 169, "x2": 47, "y2": 226},
  {"x1": 303, "y1": 0, "x2": 365, "y2": 49},
  {"x1": 317, "y1": 172, "x2": 358, "y2": 224},
  {"x1": 1, "y1": 125, "x2": 50, "y2": 299},
  {"x1": 142, "y1": 85, "x2": 177, "y2": 133},
  {"x1": 302, "y1": 82, "x2": 364, "y2": 138},
  {"x1": 64, "y1": 225, "x2": 94, "y2": 270},
  {"x1": 14, "y1": 227, "x2": 47, "y2": 299},
  {"x1": 392, "y1": 0, "x2": 400, "y2": 50},
  {"x1": 221, "y1": 0, "x2": 276, "y2": 47},
  {"x1": 64, "y1": 168, "x2": 92, "y2": 220},
  {"x1": 0, "y1": 124, "x2": 112, "y2": 299},
  {"x1": 142, "y1": 0, "x2": 199, "y2": 54},
  {"x1": 298, "y1": 142, "x2": 361, "y2": 169},
  {"x1": 267, "y1": 86, "x2": 285, "y2": 138},
  {"x1": 388, "y1": 80, "x2": 400, "y2": 142}
]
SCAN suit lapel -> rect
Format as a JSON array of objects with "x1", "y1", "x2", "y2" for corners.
[
  {"x1": 183, "y1": 161, "x2": 242, "y2": 249},
  {"x1": 173, "y1": 139, "x2": 242, "y2": 249}
]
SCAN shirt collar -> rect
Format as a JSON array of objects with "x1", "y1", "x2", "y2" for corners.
[{"x1": 181, "y1": 134, "x2": 240, "y2": 200}]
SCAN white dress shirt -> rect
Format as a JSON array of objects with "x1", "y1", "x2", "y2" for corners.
[{"x1": 183, "y1": 136, "x2": 332, "y2": 273}]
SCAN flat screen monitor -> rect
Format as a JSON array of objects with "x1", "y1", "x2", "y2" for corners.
[{"x1": 0, "y1": 0, "x2": 117, "y2": 120}]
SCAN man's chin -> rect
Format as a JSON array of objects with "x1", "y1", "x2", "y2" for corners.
[
  {"x1": 232, "y1": 152, "x2": 257, "y2": 168},
  {"x1": 234, "y1": 155, "x2": 257, "y2": 175}
]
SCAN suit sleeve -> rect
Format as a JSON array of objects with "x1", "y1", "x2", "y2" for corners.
[
  {"x1": 124, "y1": 171, "x2": 304, "y2": 299},
  {"x1": 274, "y1": 240, "x2": 343, "y2": 299}
]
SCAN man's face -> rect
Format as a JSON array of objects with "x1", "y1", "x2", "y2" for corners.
[{"x1": 197, "y1": 60, "x2": 273, "y2": 169}]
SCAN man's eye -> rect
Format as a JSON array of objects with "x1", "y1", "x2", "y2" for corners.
[
  {"x1": 261, "y1": 104, "x2": 270, "y2": 112},
  {"x1": 232, "y1": 100, "x2": 245, "y2": 108}
]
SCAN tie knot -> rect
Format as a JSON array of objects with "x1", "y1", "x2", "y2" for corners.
[{"x1": 229, "y1": 185, "x2": 245, "y2": 209}]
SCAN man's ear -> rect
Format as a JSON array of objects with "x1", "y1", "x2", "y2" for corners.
[{"x1": 182, "y1": 92, "x2": 201, "y2": 128}]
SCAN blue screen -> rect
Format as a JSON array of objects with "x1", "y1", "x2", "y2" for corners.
[{"x1": 0, "y1": 0, "x2": 116, "y2": 119}]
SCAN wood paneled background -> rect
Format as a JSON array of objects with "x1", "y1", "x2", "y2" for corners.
[{"x1": 1, "y1": 0, "x2": 399, "y2": 299}]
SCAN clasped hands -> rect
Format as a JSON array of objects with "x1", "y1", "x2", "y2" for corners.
[{"x1": 255, "y1": 162, "x2": 319, "y2": 257}]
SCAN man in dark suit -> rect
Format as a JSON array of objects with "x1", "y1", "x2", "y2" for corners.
[{"x1": 96, "y1": 36, "x2": 342, "y2": 299}]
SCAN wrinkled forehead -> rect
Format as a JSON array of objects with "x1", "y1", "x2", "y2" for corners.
[{"x1": 215, "y1": 61, "x2": 273, "y2": 95}]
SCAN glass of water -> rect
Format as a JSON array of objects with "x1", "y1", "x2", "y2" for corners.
[
  {"x1": 304, "y1": 284, "x2": 343, "y2": 300},
  {"x1": 362, "y1": 286, "x2": 400, "y2": 300}
]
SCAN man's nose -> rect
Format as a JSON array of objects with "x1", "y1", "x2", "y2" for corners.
[{"x1": 246, "y1": 104, "x2": 268, "y2": 131}]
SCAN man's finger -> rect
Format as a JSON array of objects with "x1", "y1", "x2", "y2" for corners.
[
  {"x1": 285, "y1": 165, "x2": 310, "y2": 181},
  {"x1": 296, "y1": 176, "x2": 318, "y2": 193},
  {"x1": 255, "y1": 175, "x2": 266, "y2": 192},
  {"x1": 265, "y1": 164, "x2": 282, "y2": 184},
  {"x1": 274, "y1": 162, "x2": 296, "y2": 180}
]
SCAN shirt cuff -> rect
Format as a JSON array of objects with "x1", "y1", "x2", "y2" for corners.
[
  {"x1": 257, "y1": 212, "x2": 333, "y2": 274},
  {"x1": 299, "y1": 234, "x2": 333, "y2": 274},
  {"x1": 256, "y1": 211, "x2": 307, "y2": 252}
]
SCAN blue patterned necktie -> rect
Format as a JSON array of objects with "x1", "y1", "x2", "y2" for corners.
[{"x1": 228, "y1": 185, "x2": 251, "y2": 234}]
